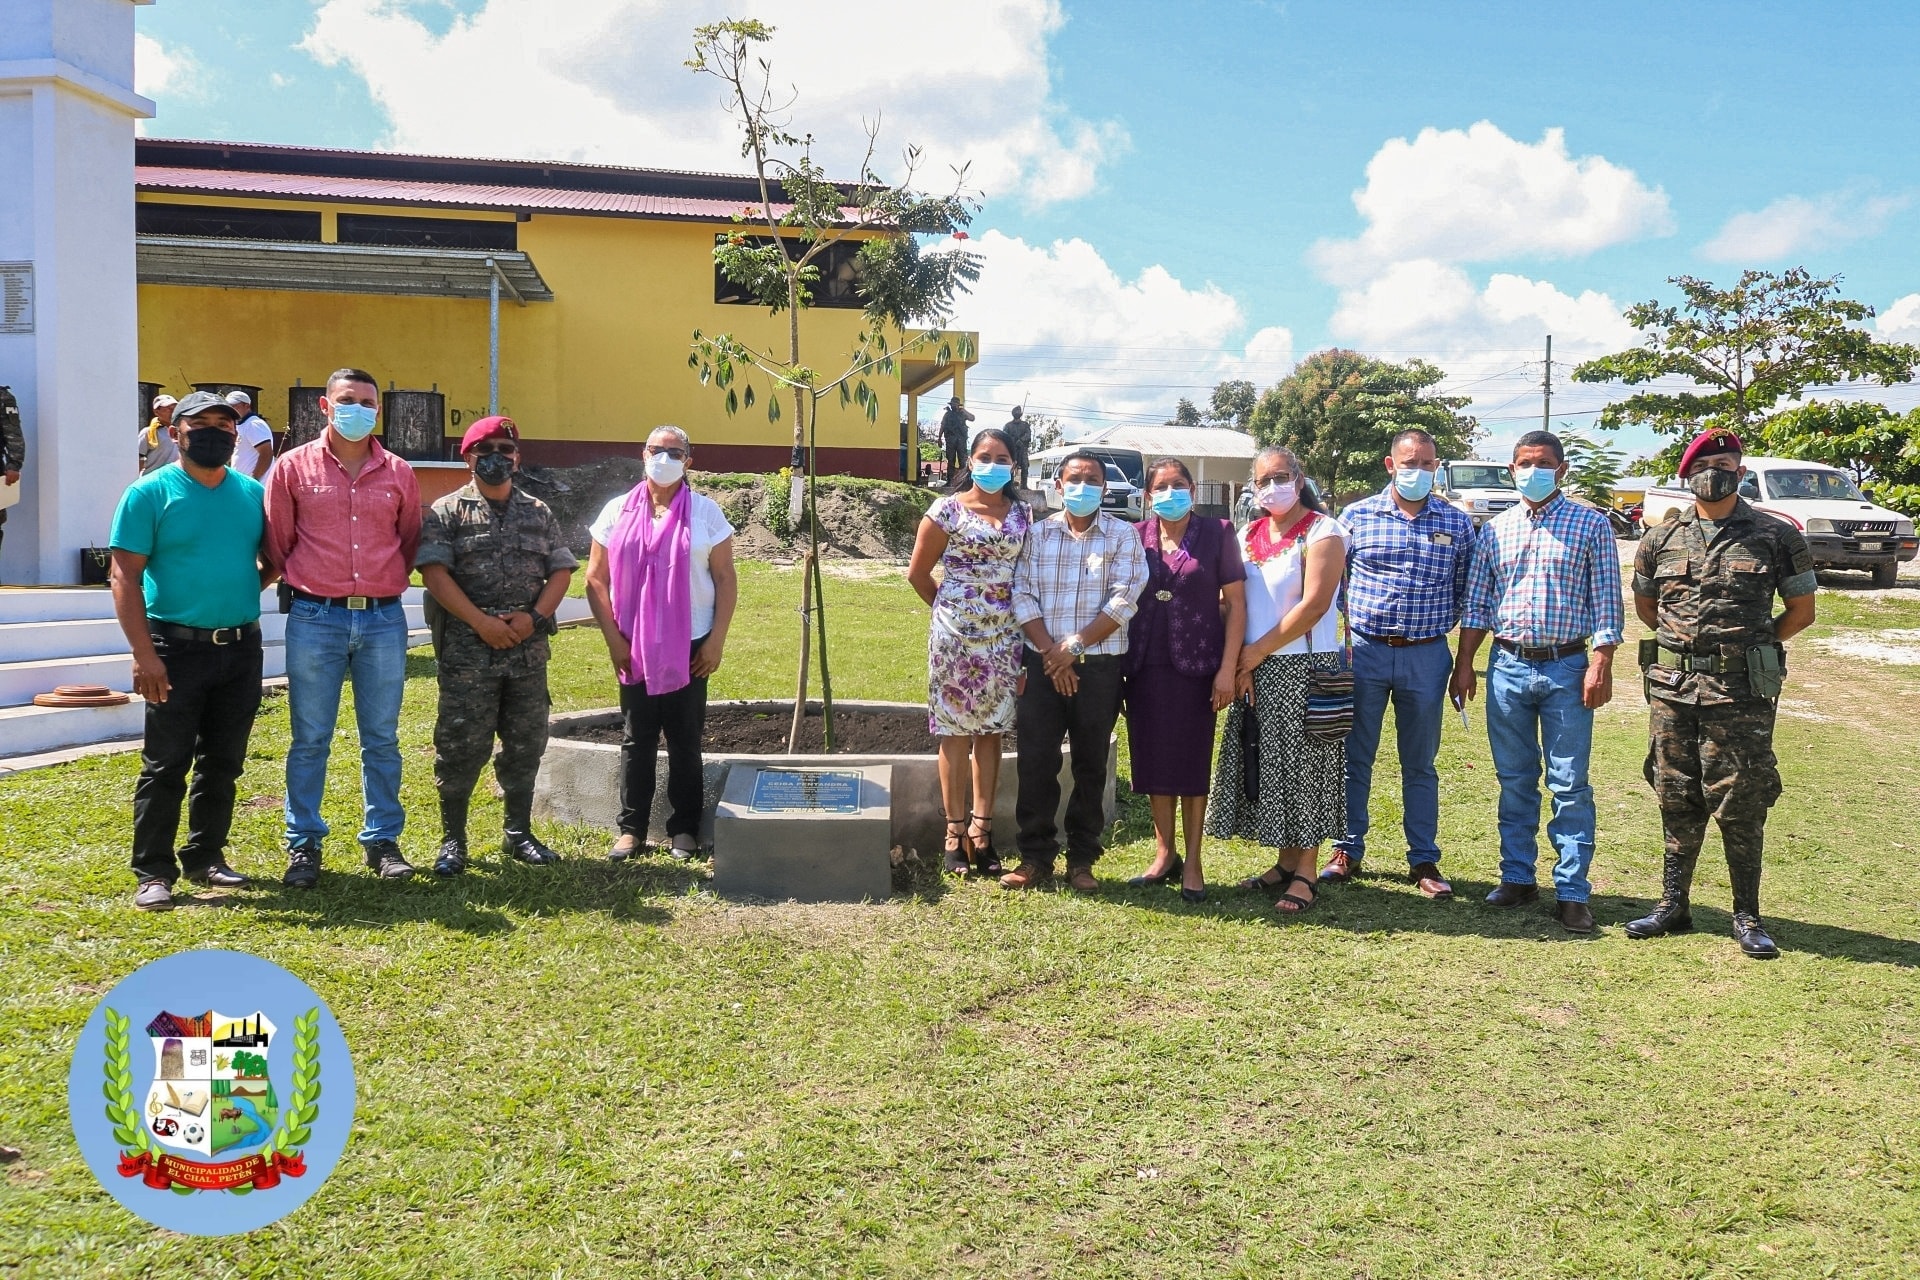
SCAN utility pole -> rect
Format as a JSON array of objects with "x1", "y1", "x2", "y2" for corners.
[{"x1": 1541, "y1": 334, "x2": 1553, "y2": 432}]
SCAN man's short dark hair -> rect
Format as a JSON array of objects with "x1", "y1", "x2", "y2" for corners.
[
  {"x1": 326, "y1": 367, "x2": 378, "y2": 392},
  {"x1": 1512, "y1": 429, "x2": 1565, "y2": 463},
  {"x1": 1389, "y1": 428, "x2": 1437, "y2": 456},
  {"x1": 1058, "y1": 450, "x2": 1107, "y2": 482}
]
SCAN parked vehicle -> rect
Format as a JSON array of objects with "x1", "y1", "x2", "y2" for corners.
[
  {"x1": 1640, "y1": 456, "x2": 1919, "y2": 586},
  {"x1": 1437, "y1": 460, "x2": 1521, "y2": 527},
  {"x1": 1029, "y1": 444, "x2": 1145, "y2": 520}
]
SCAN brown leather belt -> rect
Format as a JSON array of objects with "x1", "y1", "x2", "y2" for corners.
[
  {"x1": 1356, "y1": 631, "x2": 1445, "y2": 648},
  {"x1": 1494, "y1": 637, "x2": 1589, "y2": 660}
]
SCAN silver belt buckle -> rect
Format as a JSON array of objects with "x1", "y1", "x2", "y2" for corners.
[
  {"x1": 346, "y1": 595, "x2": 370, "y2": 611},
  {"x1": 211, "y1": 627, "x2": 232, "y2": 645}
]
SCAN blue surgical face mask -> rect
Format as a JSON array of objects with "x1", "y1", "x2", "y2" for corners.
[
  {"x1": 1060, "y1": 481, "x2": 1103, "y2": 517},
  {"x1": 1150, "y1": 487, "x2": 1193, "y2": 520},
  {"x1": 330, "y1": 401, "x2": 378, "y2": 442},
  {"x1": 1513, "y1": 465, "x2": 1559, "y2": 502},
  {"x1": 1394, "y1": 466, "x2": 1435, "y2": 501},
  {"x1": 971, "y1": 461, "x2": 1012, "y2": 493}
]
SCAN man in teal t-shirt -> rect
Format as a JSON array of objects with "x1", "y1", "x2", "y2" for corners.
[{"x1": 109, "y1": 391, "x2": 271, "y2": 911}]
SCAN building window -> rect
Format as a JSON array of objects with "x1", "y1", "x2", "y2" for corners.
[
  {"x1": 337, "y1": 214, "x2": 518, "y2": 251},
  {"x1": 715, "y1": 236, "x2": 865, "y2": 308},
  {"x1": 136, "y1": 203, "x2": 321, "y2": 241}
]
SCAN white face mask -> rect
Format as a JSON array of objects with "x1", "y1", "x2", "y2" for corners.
[
  {"x1": 646, "y1": 451, "x2": 685, "y2": 486},
  {"x1": 1256, "y1": 479, "x2": 1298, "y2": 513}
]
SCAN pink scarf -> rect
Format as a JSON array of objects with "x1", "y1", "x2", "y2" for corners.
[{"x1": 608, "y1": 481, "x2": 693, "y2": 693}]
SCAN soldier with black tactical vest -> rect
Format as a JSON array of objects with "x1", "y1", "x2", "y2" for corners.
[
  {"x1": 0, "y1": 385, "x2": 24, "y2": 568},
  {"x1": 1627, "y1": 428, "x2": 1817, "y2": 959},
  {"x1": 417, "y1": 416, "x2": 577, "y2": 876}
]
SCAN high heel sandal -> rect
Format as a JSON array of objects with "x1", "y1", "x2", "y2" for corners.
[
  {"x1": 942, "y1": 817, "x2": 971, "y2": 876},
  {"x1": 965, "y1": 813, "x2": 1004, "y2": 877}
]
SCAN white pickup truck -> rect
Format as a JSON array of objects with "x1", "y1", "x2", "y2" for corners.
[
  {"x1": 1436, "y1": 460, "x2": 1522, "y2": 528},
  {"x1": 1639, "y1": 455, "x2": 1919, "y2": 587}
]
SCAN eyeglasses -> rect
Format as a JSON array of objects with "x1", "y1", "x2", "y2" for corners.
[
  {"x1": 646, "y1": 446, "x2": 688, "y2": 461},
  {"x1": 469, "y1": 442, "x2": 518, "y2": 457}
]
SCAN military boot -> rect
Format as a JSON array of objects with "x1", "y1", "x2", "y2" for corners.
[
  {"x1": 1727, "y1": 858, "x2": 1779, "y2": 960},
  {"x1": 435, "y1": 794, "x2": 470, "y2": 878},
  {"x1": 1625, "y1": 853, "x2": 1696, "y2": 939},
  {"x1": 502, "y1": 791, "x2": 558, "y2": 866}
]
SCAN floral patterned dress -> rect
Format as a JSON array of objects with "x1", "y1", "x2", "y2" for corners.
[{"x1": 927, "y1": 494, "x2": 1032, "y2": 736}]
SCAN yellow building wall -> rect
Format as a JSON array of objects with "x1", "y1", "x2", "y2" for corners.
[{"x1": 135, "y1": 195, "x2": 905, "y2": 462}]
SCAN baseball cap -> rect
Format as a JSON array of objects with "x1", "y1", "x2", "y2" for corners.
[
  {"x1": 151, "y1": 394, "x2": 179, "y2": 409},
  {"x1": 223, "y1": 390, "x2": 253, "y2": 407},
  {"x1": 174, "y1": 391, "x2": 240, "y2": 421},
  {"x1": 459, "y1": 415, "x2": 518, "y2": 453}
]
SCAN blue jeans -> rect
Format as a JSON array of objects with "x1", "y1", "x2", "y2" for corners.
[
  {"x1": 1484, "y1": 647, "x2": 1595, "y2": 902},
  {"x1": 283, "y1": 598, "x2": 410, "y2": 849},
  {"x1": 1334, "y1": 633, "x2": 1451, "y2": 869}
]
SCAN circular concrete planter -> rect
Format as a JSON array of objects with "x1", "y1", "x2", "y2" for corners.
[{"x1": 532, "y1": 698, "x2": 1118, "y2": 857}]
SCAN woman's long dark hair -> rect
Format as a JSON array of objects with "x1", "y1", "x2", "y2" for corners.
[{"x1": 956, "y1": 427, "x2": 1020, "y2": 494}]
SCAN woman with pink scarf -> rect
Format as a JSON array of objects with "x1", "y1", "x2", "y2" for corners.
[{"x1": 585, "y1": 426, "x2": 738, "y2": 862}]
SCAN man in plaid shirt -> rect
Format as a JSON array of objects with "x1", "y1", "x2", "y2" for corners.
[
  {"x1": 1451, "y1": 430, "x2": 1624, "y2": 933},
  {"x1": 1325, "y1": 428, "x2": 1476, "y2": 900},
  {"x1": 1004, "y1": 451, "x2": 1148, "y2": 893}
]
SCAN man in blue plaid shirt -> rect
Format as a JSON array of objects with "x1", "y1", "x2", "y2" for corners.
[
  {"x1": 1323, "y1": 429, "x2": 1475, "y2": 901},
  {"x1": 1451, "y1": 430, "x2": 1624, "y2": 933}
]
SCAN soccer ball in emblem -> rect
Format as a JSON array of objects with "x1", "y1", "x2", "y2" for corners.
[{"x1": 183, "y1": 1121, "x2": 204, "y2": 1144}]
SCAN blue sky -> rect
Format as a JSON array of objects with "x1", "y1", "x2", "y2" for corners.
[{"x1": 134, "y1": 1, "x2": 1920, "y2": 461}]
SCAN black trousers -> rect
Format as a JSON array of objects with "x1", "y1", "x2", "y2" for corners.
[
  {"x1": 617, "y1": 636, "x2": 710, "y2": 839},
  {"x1": 130, "y1": 631, "x2": 263, "y2": 883},
  {"x1": 944, "y1": 437, "x2": 966, "y2": 481},
  {"x1": 1015, "y1": 651, "x2": 1123, "y2": 867}
]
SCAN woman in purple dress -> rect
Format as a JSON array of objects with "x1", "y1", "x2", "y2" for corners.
[
  {"x1": 908, "y1": 428, "x2": 1032, "y2": 876},
  {"x1": 1122, "y1": 457, "x2": 1246, "y2": 901}
]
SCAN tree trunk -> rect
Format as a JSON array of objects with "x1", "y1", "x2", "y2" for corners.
[
  {"x1": 787, "y1": 541, "x2": 813, "y2": 754},
  {"x1": 808, "y1": 407, "x2": 835, "y2": 750}
]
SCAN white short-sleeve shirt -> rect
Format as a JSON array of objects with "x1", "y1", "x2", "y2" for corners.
[
  {"x1": 589, "y1": 487, "x2": 735, "y2": 637},
  {"x1": 235, "y1": 414, "x2": 274, "y2": 480},
  {"x1": 1240, "y1": 511, "x2": 1351, "y2": 655}
]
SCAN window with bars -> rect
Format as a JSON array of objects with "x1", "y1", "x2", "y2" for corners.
[{"x1": 136, "y1": 203, "x2": 322, "y2": 241}]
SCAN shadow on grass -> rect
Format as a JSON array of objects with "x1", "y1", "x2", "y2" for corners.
[{"x1": 211, "y1": 854, "x2": 681, "y2": 933}]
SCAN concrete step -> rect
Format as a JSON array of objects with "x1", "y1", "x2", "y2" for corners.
[
  {"x1": 0, "y1": 587, "x2": 118, "y2": 623},
  {"x1": 0, "y1": 695, "x2": 148, "y2": 757}
]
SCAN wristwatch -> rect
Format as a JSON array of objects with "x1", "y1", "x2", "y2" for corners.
[{"x1": 1065, "y1": 633, "x2": 1086, "y2": 659}]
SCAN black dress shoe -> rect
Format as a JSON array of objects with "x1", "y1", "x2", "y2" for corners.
[
  {"x1": 1126, "y1": 855, "x2": 1183, "y2": 886},
  {"x1": 1624, "y1": 901, "x2": 1693, "y2": 939},
  {"x1": 187, "y1": 862, "x2": 249, "y2": 888},
  {"x1": 503, "y1": 831, "x2": 558, "y2": 865},
  {"x1": 1732, "y1": 913, "x2": 1780, "y2": 960},
  {"x1": 1554, "y1": 900, "x2": 1595, "y2": 933},
  {"x1": 433, "y1": 838, "x2": 469, "y2": 878},
  {"x1": 1485, "y1": 882, "x2": 1540, "y2": 907}
]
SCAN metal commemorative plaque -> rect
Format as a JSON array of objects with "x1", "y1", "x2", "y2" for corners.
[{"x1": 748, "y1": 768, "x2": 862, "y2": 814}]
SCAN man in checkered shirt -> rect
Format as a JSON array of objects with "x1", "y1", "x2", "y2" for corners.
[{"x1": 1451, "y1": 430, "x2": 1624, "y2": 934}]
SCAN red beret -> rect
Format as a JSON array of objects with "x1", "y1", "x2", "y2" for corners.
[
  {"x1": 459, "y1": 415, "x2": 517, "y2": 453},
  {"x1": 1678, "y1": 428, "x2": 1742, "y2": 477}
]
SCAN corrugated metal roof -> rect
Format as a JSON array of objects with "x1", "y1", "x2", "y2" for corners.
[
  {"x1": 137, "y1": 164, "x2": 793, "y2": 223},
  {"x1": 1085, "y1": 425, "x2": 1260, "y2": 459},
  {"x1": 136, "y1": 236, "x2": 555, "y2": 301}
]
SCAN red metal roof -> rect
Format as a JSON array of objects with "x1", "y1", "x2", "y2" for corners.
[{"x1": 136, "y1": 165, "x2": 790, "y2": 222}]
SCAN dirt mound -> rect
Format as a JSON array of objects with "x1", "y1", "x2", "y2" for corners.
[{"x1": 516, "y1": 461, "x2": 936, "y2": 561}]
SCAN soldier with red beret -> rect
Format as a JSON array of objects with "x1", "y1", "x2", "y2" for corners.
[
  {"x1": 417, "y1": 416, "x2": 577, "y2": 876},
  {"x1": 1628, "y1": 428, "x2": 1817, "y2": 958}
]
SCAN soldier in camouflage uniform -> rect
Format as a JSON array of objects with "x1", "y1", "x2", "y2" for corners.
[
  {"x1": 417, "y1": 416, "x2": 577, "y2": 876},
  {"x1": 1628, "y1": 428, "x2": 1818, "y2": 959},
  {"x1": 0, "y1": 386, "x2": 24, "y2": 568}
]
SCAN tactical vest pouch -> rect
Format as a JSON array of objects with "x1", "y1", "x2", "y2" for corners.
[
  {"x1": 1637, "y1": 637, "x2": 1659, "y2": 668},
  {"x1": 1746, "y1": 643, "x2": 1785, "y2": 699}
]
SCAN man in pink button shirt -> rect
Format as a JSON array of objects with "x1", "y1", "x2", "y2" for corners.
[{"x1": 265, "y1": 367, "x2": 422, "y2": 887}]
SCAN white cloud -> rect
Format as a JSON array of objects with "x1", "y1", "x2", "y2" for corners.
[
  {"x1": 134, "y1": 32, "x2": 200, "y2": 133},
  {"x1": 1703, "y1": 192, "x2": 1911, "y2": 262},
  {"x1": 300, "y1": 0, "x2": 1124, "y2": 207},
  {"x1": 1312, "y1": 122, "x2": 1673, "y2": 283},
  {"x1": 1877, "y1": 293, "x2": 1920, "y2": 342},
  {"x1": 940, "y1": 231, "x2": 1291, "y2": 431}
]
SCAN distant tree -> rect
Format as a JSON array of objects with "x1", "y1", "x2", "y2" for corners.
[
  {"x1": 1572, "y1": 269, "x2": 1920, "y2": 447},
  {"x1": 1167, "y1": 397, "x2": 1203, "y2": 427},
  {"x1": 1250, "y1": 349, "x2": 1478, "y2": 502},
  {"x1": 1754, "y1": 400, "x2": 1920, "y2": 517},
  {"x1": 1026, "y1": 414, "x2": 1065, "y2": 453},
  {"x1": 1206, "y1": 379, "x2": 1258, "y2": 431},
  {"x1": 1560, "y1": 429, "x2": 1626, "y2": 507}
]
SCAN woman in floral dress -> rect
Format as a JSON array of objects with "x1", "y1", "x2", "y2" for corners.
[{"x1": 907, "y1": 428, "x2": 1032, "y2": 875}]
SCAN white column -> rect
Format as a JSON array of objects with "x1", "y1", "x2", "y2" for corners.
[{"x1": 0, "y1": 0, "x2": 154, "y2": 583}]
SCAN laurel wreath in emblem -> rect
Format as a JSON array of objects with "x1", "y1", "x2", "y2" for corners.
[{"x1": 102, "y1": 1006, "x2": 321, "y2": 1195}]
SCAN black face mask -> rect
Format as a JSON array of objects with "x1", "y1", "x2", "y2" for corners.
[
  {"x1": 182, "y1": 428, "x2": 235, "y2": 469},
  {"x1": 1688, "y1": 466, "x2": 1739, "y2": 503},
  {"x1": 472, "y1": 451, "x2": 515, "y2": 487}
]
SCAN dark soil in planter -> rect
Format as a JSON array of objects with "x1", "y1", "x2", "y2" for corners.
[{"x1": 559, "y1": 704, "x2": 1015, "y2": 756}]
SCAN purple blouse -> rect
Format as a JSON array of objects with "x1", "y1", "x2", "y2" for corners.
[{"x1": 1124, "y1": 515, "x2": 1246, "y2": 678}]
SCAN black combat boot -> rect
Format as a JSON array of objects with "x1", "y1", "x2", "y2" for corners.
[
  {"x1": 1625, "y1": 853, "x2": 1697, "y2": 939},
  {"x1": 502, "y1": 791, "x2": 558, "y2": 866},
  {"x1": 1727, "y1": 857, "x2": 1779, "y2": 960},
  {"x1": 435, "y1": 794, "x2": 470, "y2": 878}
]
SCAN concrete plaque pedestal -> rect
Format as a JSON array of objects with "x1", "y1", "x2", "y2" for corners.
[{"x1": 712, "y1": 763, "x2": 892, "y2": 903}]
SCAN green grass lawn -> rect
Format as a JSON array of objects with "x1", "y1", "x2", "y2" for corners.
[{"x1": 5, "y1": 563, "x2": 1920, "y2": 1277}]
